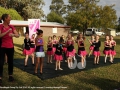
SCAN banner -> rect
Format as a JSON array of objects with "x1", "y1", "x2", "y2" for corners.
[{"x1": 28, "y1": 19, "x2": 40, "y2": 38}]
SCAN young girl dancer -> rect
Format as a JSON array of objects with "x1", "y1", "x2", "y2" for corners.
[
  {"x1": 77, "y1": 33, "x2": 87, "y2": 68},
  {"x1": 47, "y1": 36, "x2": 53, "y2": 64},
  {"x1": 66, "y1": 33, "x2": 75, "y2": 68},
  {"x1": 62, "y1": 35, "x2": 67, "y2": 61},
  {"x1": 72, "y1": 36, "x2": 76, "y2": 61},
  {"x1": 30, "y1": 34, "x2": 35, "y2": 65},
  {"x1": 110, "y1": 35, "x2": 116, "y2": 63},
  {"x1": 88, "y1": 35, "x2": 95, "y2": 57},
  {"x1": 54, "y1": 37, "x2": 64, "y2": 70},
  {"x1": 23, "y1": 33, "x2": 34, "y2": 67},
  {"x1": 30, "y1": 34, "x2": 36, "y2": 53},
  {"x1": 52, "y1": 35, "x2": 58, "y2": 55},
  {"x1": 103, "y1": 35, "x2": 112, "y2": 64},
  {"x1": 93, "y1": 35, "x2": 101, "y2": 65},
  {"x1": 35, "y1": 29, "x2": 45, "y2": 74}
]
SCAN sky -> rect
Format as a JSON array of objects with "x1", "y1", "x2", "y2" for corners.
[{"x1": 43, "y1": 0, "x2": 120, "y2": 18}]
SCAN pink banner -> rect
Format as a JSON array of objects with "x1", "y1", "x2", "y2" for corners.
[{"x1": 28, "y1": 19, "x2": 40, "y2": 38}]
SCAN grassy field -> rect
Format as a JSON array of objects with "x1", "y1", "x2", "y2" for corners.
[{"x1": 1, "y1": 36, "x2": 120, "y2": 90}]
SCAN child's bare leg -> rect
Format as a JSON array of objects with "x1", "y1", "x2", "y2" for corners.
[
  {"x1": 104, "y1": 55, "x2": 108, "y2": 63},
  {"x1": 40, "y1": 58, "x2": 43, "y2": 73},
  {"x1": 25, "y1": 55, "x2": 29, "y2": 66},
  {"x1": 34, "y1": 57, "x2": 40, "y2": 73},
  {"x1": 94, "y1": 56, "x2": 97, "y2": 64},
  {"x1": 97, "y1": 56, "x2": 99, "y2": 64},
  {"x1": 88, "y1": 50, "x2": 92, "y2": 57},
  {"x1": 31, "y1": 53, "x2": 34, "y2": 64}
]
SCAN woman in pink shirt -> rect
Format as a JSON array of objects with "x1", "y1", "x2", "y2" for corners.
[{"x1": 0, "y1": 14, "x2": 19, "y2": 85}]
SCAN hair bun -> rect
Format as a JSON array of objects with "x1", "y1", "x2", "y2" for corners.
[{"x1": 36, "y1": 29, "x2": 43, "y2": 35}]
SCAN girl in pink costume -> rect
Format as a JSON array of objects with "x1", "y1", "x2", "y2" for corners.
[
  {"x1": 77, "y1": 33, "x2": 87, "y2": 68},
  {"x1": 66, "y1": 33, "x2": 75, "y2": 68},
  {"x1": 103, "y1": 35, "x2": 112, "y2": 64},
  {"x1": 47, "y1": 36, "x2": 53, "y2": 64},
  {"x1": 110, "y1": 35, "x2": 116, "y2": 63},
  {"x1": 93, "y1": 35, "x2": 101, "y2": 65},
  {"x1": 88, "y1": 35, "x2": 95, "y2": 57}
]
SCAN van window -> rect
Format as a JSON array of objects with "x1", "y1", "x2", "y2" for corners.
[{"x1": 87, "y1": 29, "x2": 92, "y2": 31}]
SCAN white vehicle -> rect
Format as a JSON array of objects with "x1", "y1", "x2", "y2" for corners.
[
  {"x1": 116, "y1": 32, "x2": 120, "y2": 36},
  {"x1": 96, "y1": 31, "x2": 105, "y2": 36},
  {"x1": 85, "y1": 28, "x2": 104, "y2": 36},
  {"x1": 70, "y1": 30, "x2": 79, "y2": 34}
]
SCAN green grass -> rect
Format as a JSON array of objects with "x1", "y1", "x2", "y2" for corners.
[{"x1": 1, "y1": 36, "x2": 120, "y2": 90}]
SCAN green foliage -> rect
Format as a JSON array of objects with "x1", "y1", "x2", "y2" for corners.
[
  {"x1": 99, "y1": 5, "x2": 117, "y2": 29},
  {"x1": 66, "y1": 0, "x2": 117, "y2": 32},
  {"x1": 0, "y1": 0, "x2": 45, "y2": 20},
  {"x1": 0, "y1": 7, "x2": 22, "y2": 20},
  {"x1": 50, "y1": 0, "x2": 66, "y2": 16},
  {"x1": 47, "y1": 11, "x2": 64, "y2": 24}
]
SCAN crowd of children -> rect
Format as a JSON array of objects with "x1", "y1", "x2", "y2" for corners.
[{"x1": 22, "y1": 29, "x2": 116, "y2": 74}]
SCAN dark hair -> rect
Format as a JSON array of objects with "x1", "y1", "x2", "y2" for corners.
[
  {"x1": 53, "y1": 35, "x2": 56, "y2": 38},
  {"x1": 1, "y1": 14, "x2": 9, "y2": 21},
  {"x1": 36, "y1": 29, "x2": 43, "y2": 35},
  {"x1": 48, "y1": 36, "x2": 52, "y2": 39},
  {"x1": 110, "y1": 35, "x2": 113, "y2": 37},
  {"x1": 25, "y1": 32, "x2": 29, "y2": 35},
  {"x1": 59, "y1": 37, "x2": 64, "y2": 43}
]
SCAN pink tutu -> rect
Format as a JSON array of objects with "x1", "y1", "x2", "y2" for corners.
[
  {"x1": 66, "y1": 51, "x2": 75, "y2": 57},
  {"x1": 73, "y1": 49, "x2": 76, "y2": 54},
  {"x1": 103, "y1": 50, "x2": 111, "y2": 55},
  {"x1": 30, "y1": 48, "x2": 35, "y2": 53},
  {"x1": 93, "y1": 51, "x2": 100, "y2": 56},
  {"x1": 52, "y1": 47, "x2": 56, "y2": 53},
  {"x1": 23, "y1": 49, "x2": 32, "y2": 55},
  {"x1": 89, "y1": 46, "x2": 94, "y2": 50},
  {"x1": 110, "y1": 50, "x2": 116, "y2": 55},
  {"x1": 47, "y1": 51, "x2": 53, "y2": 55},
  {"x1": 63, "y1": 47, "x2": 67, "y2": 53},
  {"x1": 79, "y1": 50, "x2": 87, "y2": 56},
  {"x1": 54, "y1": 54, "x2": 63, "y2": 61}
]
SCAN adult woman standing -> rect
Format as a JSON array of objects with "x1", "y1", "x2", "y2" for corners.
[{"x1": 0, "y1": 14, "x2": 19, "y2": 85}]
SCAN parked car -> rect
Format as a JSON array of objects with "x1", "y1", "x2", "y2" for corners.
[
  {"x1": 70, "y1": 30, "x2": 79, "y2": 34},
  {"x1": 116, "y1": 32, "x2": 120, "y2": 36},
  {"x1": 85, "y1": 28, "x2": 95, "y2": 36},
  {"x1": 85, "y1": 28, "x2": 104, "y2": 36},
  {"x1": 96, "y1": 31, "x2": 105, "y2": 36}
]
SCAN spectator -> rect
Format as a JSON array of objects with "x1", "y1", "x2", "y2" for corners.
[{"x1": 0, "y1": 14, "x2": 19, "y2": 85}]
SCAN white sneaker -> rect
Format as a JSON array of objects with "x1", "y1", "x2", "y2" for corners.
[
  {"x1": 73, "y1": 57, "x2": 76, "y2": 61},
  {"x1": 65, "y1": 60, "x2": 67, "y2": 62},
  {"x1": 59, "y1": 68, "x2": 63, "y2": 70}
]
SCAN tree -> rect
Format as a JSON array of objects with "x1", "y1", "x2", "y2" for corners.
[
  {"x1": 0, "y1": 7, "x2": 22, "y2": 20},
  {"x1": 66, "y1": 0, "x2": 117, "y2": 33},
  {"x1": 50, "y1": 0, "x2": 66, "y2": 16},
  {"x1": 47, "y1": 11, "x2": 64, "y2": 24},
  {"x1": 116, "y1": 17, "x2": 120, "y2": 31},
  {"x1": 66, "y1": 0, "x2": 100, "y2": 33},
  {"x1": 99, "y1": 5, "x2": 117, "y2": 29},
  {"x1": 0, "y1": 0, "x2": 45, "y2": 20}
]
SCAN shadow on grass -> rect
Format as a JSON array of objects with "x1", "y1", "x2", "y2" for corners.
[
  {"x1": 14, "y1": 51, "x2": 23, "y2": 57},
  {"x1": 14, "y1": 43, "x2": 23, "y2": 49},
  {"x1": 80, "y1": 76, "x2": 120, "y2": 90},
  {"x1": 13, "y1": 54, "x2": 120, "y2": 81}
]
